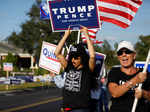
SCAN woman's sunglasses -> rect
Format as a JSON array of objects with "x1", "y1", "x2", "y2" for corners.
[
  {"x1": 72, "y1": 56, "x2": 80, "y2": 60},
  {"x1": 117, "y1": 49, "x2": 133, "y2": 56},
  {"x1": 71, "y1": 54, "x2": 80, "y2": 59}
]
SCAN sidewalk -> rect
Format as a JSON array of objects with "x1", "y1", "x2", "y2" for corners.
[{"x1": 0, "y1": 86, "x2": 60, "y2": 95}]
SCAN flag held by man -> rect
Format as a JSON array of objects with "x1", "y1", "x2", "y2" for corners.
[{"x1": 97, "y1": 0, "x2": 143, "y2": 28}]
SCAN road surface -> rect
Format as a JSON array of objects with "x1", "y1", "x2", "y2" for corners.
[{"x1": 0, "y1": 86, "x2": 62, "y2": 112}]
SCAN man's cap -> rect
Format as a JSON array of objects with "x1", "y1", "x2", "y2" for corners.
[{"x1": 117, "y1": 41, "x2": 135, "y2": 52}]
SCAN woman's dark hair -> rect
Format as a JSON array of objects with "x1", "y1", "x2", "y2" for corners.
[{"x1": 65, "y1": 43, "x2": 89, "y2": 71}]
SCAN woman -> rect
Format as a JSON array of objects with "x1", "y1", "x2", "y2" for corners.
[{"x1": 55, "y1": 26, "x2": 95, "y2": 112}]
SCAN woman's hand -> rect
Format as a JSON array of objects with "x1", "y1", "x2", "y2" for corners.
[
  {"x1": 64, "y1": 26, "x2": 71, "y2": 37},
  {"x1": 80, "y1": 26, "x2": 89, "y2": 38},
  {"x1": 49, "y1": 72, "x2": 56, "y2": 77}
]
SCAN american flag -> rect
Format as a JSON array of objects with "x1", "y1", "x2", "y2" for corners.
[
  {"x1": 97, "y1": 0, "x2": 143, "y2": 28},
  {"x1": 81, "y1": 29, "x2": 103, "y2": 44}
]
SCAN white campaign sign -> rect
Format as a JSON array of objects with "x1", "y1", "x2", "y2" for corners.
[{"x1": 39, "y1": 41, "x2": 62, "y2": 74}]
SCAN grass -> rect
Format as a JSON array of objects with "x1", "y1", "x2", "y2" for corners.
[{"x1": 0, "y1": 82, "x2": 55, "y2": 91}]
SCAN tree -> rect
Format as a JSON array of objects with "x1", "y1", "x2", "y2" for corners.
[
  {"x1": 98, "y1": 40, "x2": 119, "y2": 69},
  {"x1": 135, "y1": 35, "x2": 150, "y2": 61},
  {"x1": 7, "y1": 0, "x2": 78, "y2": 61}
]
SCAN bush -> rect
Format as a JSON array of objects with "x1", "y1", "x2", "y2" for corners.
[{"x1": 34, "y1": 68, "x2": 49, "y2": 76}]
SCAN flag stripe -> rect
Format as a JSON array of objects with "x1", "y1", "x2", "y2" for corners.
[
  {"x1": 81, "y1": 29, "x2": 103, "y2": 44},
  {"x1": 82, "y1": 36, "x2": 96, "y2": 40},
  {"x1": 100, "y1": 16, "x2": 129, "y2": 28},
  {"x1": 83, "y1": 40, "x2": 103, "y2": 44},
  {"x1": 120, "y1": 0, "x2": 142, "y2": 7},
  {"x1": 88, "y1": 29, "x2": 98, "y2": 33},
  {"x1": 81, "y1": 35, "x2": 96, "y2": 39},
  {"x1": 100, "y1": 0, "x2": 141, "y2": 10},
  {"x1": 97, "y1": 1, "x2": 136, "y2": 17},
  {"x1": 97, "y1": 0, "x2": 142, "y2": 28},
  {"x1": 81, "y1": 29, "x2": 99, "y2": 43},
  {"x1": 98, "y1": 6, "x2": 133, "y2": 21},
  {"x1": 100, "y1": 11, "x2": 131, "y2": 26},
  {"x1": 94, "y1": 40, "x2": 103, "y2": 44},
  {"x1": 81, "y1": 29, "x2": 98, "y2": 39}
]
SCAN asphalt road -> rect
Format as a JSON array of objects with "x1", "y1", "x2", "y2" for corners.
[{"x1": 0, "y1": 86, "x2": 63, "y2": 112}]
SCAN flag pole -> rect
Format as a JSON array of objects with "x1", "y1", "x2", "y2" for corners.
[
  {"x1": 77, "y1": 30, "x2": 80, "y2": 44},
  {"x1": 131, "y1": 49, "x2": 150, "y2": 112}
]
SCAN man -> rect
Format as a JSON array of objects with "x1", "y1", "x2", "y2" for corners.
[
  {"x1": 54, "y1": 26, "x2": 95, "y2": 112},
  {"x1": 107, "y1": 41, "x2": 150, "y2": 112}
]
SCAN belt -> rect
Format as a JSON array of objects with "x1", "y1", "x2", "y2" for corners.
[{"x1": 61, "y1": 107, "x2": 72, "y2": 112}]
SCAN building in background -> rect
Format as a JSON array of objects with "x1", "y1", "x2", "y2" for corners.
[{"x1": 0, "y1": 41, "x2": 36, "y2": 70}]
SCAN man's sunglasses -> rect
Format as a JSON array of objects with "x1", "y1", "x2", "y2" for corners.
[{"x1": 117, "y1": 49, "x2": 133, "y2": 56}]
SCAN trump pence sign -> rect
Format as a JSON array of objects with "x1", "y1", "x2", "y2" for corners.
[{"x1": 47, "y1": 0, "x2": 100, "y2": 31}]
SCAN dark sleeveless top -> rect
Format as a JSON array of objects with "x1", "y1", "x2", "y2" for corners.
[{"x1": 63, "y1": 67, "x2": 92, "y2": 109}]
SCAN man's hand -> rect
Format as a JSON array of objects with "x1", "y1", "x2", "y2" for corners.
[
  {"x1": 135, "y1": 88, "x2": 142, "y2": 99},
  {"x1": 135, "y1": 72, "x2": 147, "y2": 83}
]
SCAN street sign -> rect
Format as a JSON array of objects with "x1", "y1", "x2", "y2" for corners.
[{"x1": 95, "y1": 52, "x2": 106, "y2": 76}]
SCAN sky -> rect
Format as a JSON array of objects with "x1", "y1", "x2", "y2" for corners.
[
  {"x1": 0, "y1": 0, "x2": 35, "y2": 40},
  {"x1": 0, "y1": 0, "x2": 150, "y2": 47}
]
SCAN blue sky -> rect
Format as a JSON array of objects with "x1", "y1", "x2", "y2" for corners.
[
  {"x1": 0, "y1": 0, "x2": 150, "y2": 46},
  {"x1": 0, "y1": 0, "x2": 34, "y2": 40}
]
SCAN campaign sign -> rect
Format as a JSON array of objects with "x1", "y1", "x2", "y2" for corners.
[
  {"x1": 40, "y1": 2, "x2": 50, "y2": 20},
  {"x1": 47, "y1": 0, "x2": 100, "y2": 32},
  {"x1": 95, "y1": 52, "x2": 106, "y2": 76},
  {"x1": 135, "y1": 61, "x2": 150, "y2": 72},
  {"x1": 3, "y1": 63, "x2": 13, "y2": 71},
  {"x1": 39, "y1": 41, "x2": 62, "y2": 74}
]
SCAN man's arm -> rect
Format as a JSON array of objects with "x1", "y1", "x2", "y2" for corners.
[{"x1": 108, "y1": 72, "x2": 147, "y2": 98}]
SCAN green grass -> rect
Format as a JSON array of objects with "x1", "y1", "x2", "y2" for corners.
[{"x1": 0, "y1": 82, "x2": 55, "y2": 91}]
